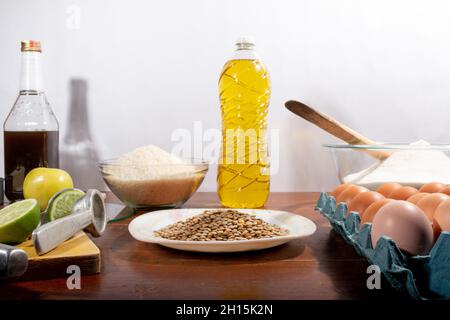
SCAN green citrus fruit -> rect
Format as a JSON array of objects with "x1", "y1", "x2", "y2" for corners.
[
  {"x1": 47, "y1": 189, "x2": 85, "y2": 221},
  {"x1": 0, "y1": 199, "x2": 40, "y2": 244}
]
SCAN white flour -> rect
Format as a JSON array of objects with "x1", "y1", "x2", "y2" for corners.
[
  {"x1": 343, "y1": 140, "x2": 450, "y2": 189},
  {"x1": 106, "y1": 145, "x2": 192, "y2": 180},
  {"x1": 103, "y1": 145, "x2": 205, "y2": 207}
]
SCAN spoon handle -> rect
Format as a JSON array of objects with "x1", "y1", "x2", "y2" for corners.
[{"x1": 285, "y1": 100, "x2": 390, "y2": 160}]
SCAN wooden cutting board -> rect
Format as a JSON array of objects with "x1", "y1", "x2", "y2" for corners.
[{"x1": 14, "y1": 231, "x2": 101, "y2": 281}]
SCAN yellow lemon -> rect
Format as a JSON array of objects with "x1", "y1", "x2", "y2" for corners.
[{"x1": 23, "y1": 168, "x2": 74, "y2": 211}]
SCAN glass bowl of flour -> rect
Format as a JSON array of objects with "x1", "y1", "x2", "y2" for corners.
[
  {"x1": 324, "y1": 140, "x2": 450, "y2": 190},
  {"x1": 99, "y1": 146, "x2": 208, "y2": 209}
]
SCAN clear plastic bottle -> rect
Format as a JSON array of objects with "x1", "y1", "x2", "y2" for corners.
[
  {"x1": 217, "y1": 37, "x2": 271, "y2": 208},
  {"x1": 3, "y1": 41, "x2": 59, "y2": 201}
]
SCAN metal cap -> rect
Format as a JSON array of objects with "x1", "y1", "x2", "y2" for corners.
[{"x1": 21, "y1": 40, "x2": 42, "y2": 52}]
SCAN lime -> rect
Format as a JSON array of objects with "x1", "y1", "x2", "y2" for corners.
[
  {"x1": 47, "y1": 189, "x2": 85, "y2": 221},
  {"x1": 0, "y1": 199, "x2": 40, "y2": 244}
]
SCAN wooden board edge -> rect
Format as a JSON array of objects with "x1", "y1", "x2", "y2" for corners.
[{"x1": 2, "y1": 252, "x2": 101, "y2": 282}]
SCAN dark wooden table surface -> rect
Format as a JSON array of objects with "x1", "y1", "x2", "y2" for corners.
[{"x1": 1, "y1": 192, "x2": 403, "y2": 300}]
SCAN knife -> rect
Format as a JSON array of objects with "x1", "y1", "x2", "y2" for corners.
[{"x1": 0, "y1": 243, "x2": 28, "y2": 279}]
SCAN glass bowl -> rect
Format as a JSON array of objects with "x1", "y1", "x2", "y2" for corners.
[
  {"x1": 99, "y1": 158, "x2": 208, "y2": 209},
  {"x1": 323, "y1": 143, "x2": 450, "y2": 190}
]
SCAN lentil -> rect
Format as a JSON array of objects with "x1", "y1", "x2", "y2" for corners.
[{"x1": 154, "y1": 209, "x2": 289, "y2": 241}]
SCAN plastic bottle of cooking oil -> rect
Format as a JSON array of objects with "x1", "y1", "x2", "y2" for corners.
[{"x1": 217, "y1": 37, "x2": 271, "y2": 208}]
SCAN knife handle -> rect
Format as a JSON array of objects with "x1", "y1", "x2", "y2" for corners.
[
  {"x1": 0, "y1": 243, "x2": 28, "y2": 279},
  {"x1": 32, "y1": 209, "x2": 92, "y2": 255}
]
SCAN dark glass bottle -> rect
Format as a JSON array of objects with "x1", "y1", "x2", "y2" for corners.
[{"x1": 3, "y1": 41, "x2": 59, "y2": 201}]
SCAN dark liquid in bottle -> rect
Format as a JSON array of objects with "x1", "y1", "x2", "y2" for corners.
[{"x1": 4, "y1": 130, "x2": 59, "y2": 201}]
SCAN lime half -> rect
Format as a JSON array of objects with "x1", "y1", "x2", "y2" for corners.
[
  {"x1": 0, "y1": 199, "x2": 40, "y2": 244},
  {"x1": 47, "y1": 189, "x2": 85, "y2": 221}
]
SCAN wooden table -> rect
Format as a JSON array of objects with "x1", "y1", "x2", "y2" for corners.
[{"x1": 0, "y1": 192, "x2": 403, "y2": 300}]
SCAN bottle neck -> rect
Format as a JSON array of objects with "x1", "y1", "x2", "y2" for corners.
[
  {"x1": 65, "y1": 79, "x2": 92, "y2": 142},
  {"x1": 19, "y1": 51, "x2": 44, "y2": 93}
]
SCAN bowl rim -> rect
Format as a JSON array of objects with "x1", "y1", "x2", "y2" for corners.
[{"x1": 323, "y1": 143, "x2": 450, "y2": 151}]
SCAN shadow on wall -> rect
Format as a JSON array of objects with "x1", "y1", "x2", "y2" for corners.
[
  {"x1": 284, "y1": 96, "x2": 346, "y2": 191},
  {"x1": 60, "y1": 78, "x2": 106, "y2": 191}
]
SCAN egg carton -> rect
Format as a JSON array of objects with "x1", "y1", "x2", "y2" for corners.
[{"x1": 315, "y1": 192, "x2": 450, "y2": 300}]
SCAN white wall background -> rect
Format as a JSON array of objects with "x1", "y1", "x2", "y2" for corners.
[{"x1": 1, "y1": 0, "x2": 450, "y2": 192}]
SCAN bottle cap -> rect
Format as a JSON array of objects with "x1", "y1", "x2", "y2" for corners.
[
  {"x1": 21, "y1": 40, "x2": 41, "y2": 52},
  {"x1": 235, "y1": 36, "x2": 255, "y2": 46}
]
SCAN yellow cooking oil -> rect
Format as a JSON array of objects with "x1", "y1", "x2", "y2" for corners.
[{"x1": 217, "y1": 37, "x2": 271, "y2": 208}]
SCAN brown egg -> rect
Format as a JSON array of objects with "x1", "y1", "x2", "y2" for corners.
[
  {"x1": 371, "y1": 200, "x2": 434, "y2": 256},
  {"x1": 330, "y1": 184, "x2": 352, "y2": 199},
  {"x1": 388, "y1": 186, "x2": 418, "y2": 200},
  {"x1": 407, "y1": 192, "x2": 428, "y2": 205},
  {"x1": 416, "y1": 193, "x2": 449, "y2": 221},
  {"x1": 336, "y1": 185, "x2": 368, "y2": 204},
  {"x1": 439, "y1": 186, "x2": 450, "y2": 196},
  {"x1": 419, "y1": 182, "x2": 446, "y2": 193},
  {"x1": 347, "y1": 191, "x2": 385, "y2": 217},
  {"x1": 360, "y1": 198, "x2": 393, "y2": 226},
  {"x1": 433, "y1": 199, "x2": 450, "y2": 239},
  {"x1": 376, "y1": 183, "x2": 402, "y2": 197}
]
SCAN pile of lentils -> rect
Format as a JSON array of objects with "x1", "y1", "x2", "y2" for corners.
[{"x1": 154, "y1": 209, "x2": 289, "y2": 241}]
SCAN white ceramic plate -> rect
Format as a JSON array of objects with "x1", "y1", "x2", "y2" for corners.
[{"x1": 128, "y1": 208, "x2": 317, "y2": 253}]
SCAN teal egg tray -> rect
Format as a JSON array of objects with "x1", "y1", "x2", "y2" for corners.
[{"x1": 316, "y1": 192, "x2": 450, "y2": 300}]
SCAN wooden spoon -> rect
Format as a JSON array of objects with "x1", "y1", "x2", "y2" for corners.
[{"x1": 285, "y1": 100, "x2": 390, "y2": 160}]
